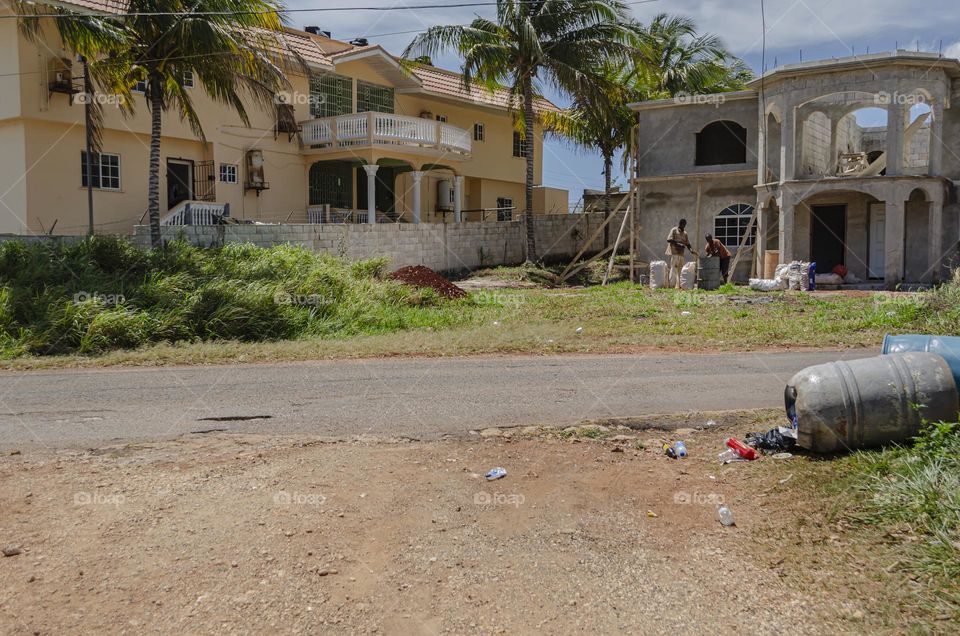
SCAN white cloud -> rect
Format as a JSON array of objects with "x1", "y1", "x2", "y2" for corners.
[{"x1": 945, "y1": 42, "x2": 960, "y2": 59}]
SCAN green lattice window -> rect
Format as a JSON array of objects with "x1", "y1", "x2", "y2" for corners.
[
  {"x1": 357, "y1": 80, "x2": 394, "y2": 114},
  {"x1": 310, "y1": 72, "x2": 352, "y2": 118}
]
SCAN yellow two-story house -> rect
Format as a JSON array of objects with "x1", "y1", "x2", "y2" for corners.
[{"x1": 0, "y1": 1, "x2": 569, "y2": 236}]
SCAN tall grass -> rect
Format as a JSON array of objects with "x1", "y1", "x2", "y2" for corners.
[
  {"x1": 0, "y1": 237, "x2": 470, "y2": 357},
  {"x1": 843, "y1": 421, "x2": 960, "y2": 613}
]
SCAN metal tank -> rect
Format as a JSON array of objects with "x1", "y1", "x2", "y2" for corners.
[
  {"x1": 785, "y1": 352, "x2": 959, "y2": 453},
  {"x1": 882, "y1": 334, "x2": 960, "y2": 389},
  {"x1": 697, "y1": 256, "x2": 722, "y2": 291}
]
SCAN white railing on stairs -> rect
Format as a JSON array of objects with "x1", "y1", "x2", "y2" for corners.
[{"x1": 160, "y1": 201, "x2": 231, "y2": 226}]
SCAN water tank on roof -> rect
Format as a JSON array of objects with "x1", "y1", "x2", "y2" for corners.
[{"x1": 437, "y1": 180, "x2": 454, "y2": 211}]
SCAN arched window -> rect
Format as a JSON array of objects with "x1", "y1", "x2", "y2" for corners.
[
  {"x1": 714, "y1": 203, "x2": 756, "y2": 249},
  {"x1": 696, "y1": 121, "x2": 747, "y2": 166}
]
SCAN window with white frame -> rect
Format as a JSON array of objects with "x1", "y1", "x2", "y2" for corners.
[
  {"x1": 182, "y1": 70, "x2": 194, "y2": 88},
  {"x1": 713, "y1": 203, "x2": 756, "y2": 248},
  {"x1": 134, "y1": 79, "x2": 147, "y2": 92},
  {"x1": 473, "y1": 122, "x2": 485, "y2": 142},
  {"x1": 496, "y1": 197, "x2": 513, "y2": 221},
  {"x1": 219, "y1": 163, "x2": 238, "y2": 184},
  {"x1": 435, "y1": 114, "x2": 447, "y2": 122},
  {"x1": 80, "y1": 151, "x2": 121, "y2": 190}
]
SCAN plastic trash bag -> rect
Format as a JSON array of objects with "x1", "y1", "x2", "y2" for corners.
[
  {"x1": 746, "y1": 426, "x2": 798, "y2": 452},
  {"x1": 649, "y1": 260, "x2": 668, "y2": 289},
  {"x1": 680, "y1": 262, "x2": 696, "y2": 290}
]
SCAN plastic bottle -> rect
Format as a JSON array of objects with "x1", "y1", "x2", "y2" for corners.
[
  {"x1": 718, "y1": 505, "x2": 735, "y2": 526},
  {"x1": 674, "y1": 441, "x2": 687, "y2": 458},
  {"x1": 662, "y1": 443, "x2": 677, "y2": 459},
  {"x1": 725, "y1": 438, "x2": 758, "y2": 460}
]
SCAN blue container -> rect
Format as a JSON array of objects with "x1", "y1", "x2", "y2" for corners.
[{"x1": 882, "y1": 334, "x2": 960, "y2": 388}]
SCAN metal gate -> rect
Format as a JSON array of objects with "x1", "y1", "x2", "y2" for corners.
[{"x1": 193, "y1": 160, "x2": 216, "y2": 202}]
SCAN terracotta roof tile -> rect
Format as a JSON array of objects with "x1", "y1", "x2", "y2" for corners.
[
  {"x1": 410, "y1": 65, "x2": 559, "y2": 112},
  {"x1": 49, "y1": 0, "x2": 129, "y2": 13}
]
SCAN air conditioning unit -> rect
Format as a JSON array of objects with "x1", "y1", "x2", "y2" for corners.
[
  {"x1": 437, "y1": 180, "x2": 454, "y2": 211},
  {"x1": 48, "y1": 57, "x2": 75, "y2": 94}
]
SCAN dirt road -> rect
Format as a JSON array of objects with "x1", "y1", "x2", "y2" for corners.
[
  {"x1": 0, "y1": 350, "x2": 870, "y2": 450},
  {"x1": 0, "y1": 412, "x2": 894, "y2": 635}
]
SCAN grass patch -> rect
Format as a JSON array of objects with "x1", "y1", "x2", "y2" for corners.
[
  {"x1": 832, "y1": 421, "x2": 960, "y2": 616},
  {"x1": 0, "y1": 237, "x2": 486, "y2": 358}
]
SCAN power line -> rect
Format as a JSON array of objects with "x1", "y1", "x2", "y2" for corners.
[{"x1": 3, "y1": 0, "x2": 660, "y2": 20}]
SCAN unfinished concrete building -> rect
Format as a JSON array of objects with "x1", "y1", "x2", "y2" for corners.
[{"x1": 629, "y1": 51, "x2": 960, "y2": 288}]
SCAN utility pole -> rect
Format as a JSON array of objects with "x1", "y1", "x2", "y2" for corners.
[{"x1": 82, "y1": 56, "x2": 94, "y2": 236}]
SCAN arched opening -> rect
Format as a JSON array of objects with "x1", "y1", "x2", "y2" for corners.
[
  {"x1": 796, "y1": 92, "x2": 890, "y2": 178},
  {"x1": 904, "y1": 187, "x2": 931, "y2": 282},
  {"x1": 695, "y1": 121, "x2": 747, "y2": 166}
]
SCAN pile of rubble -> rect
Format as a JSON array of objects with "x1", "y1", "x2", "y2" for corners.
[{"x1": 389, "y1": 265, "x2": 467, "y2": 300}]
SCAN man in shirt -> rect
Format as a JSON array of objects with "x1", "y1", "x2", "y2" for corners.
[
  {"x1": 704, "y1": 233, "x2": 732, "y2": 282},
  {"x1": 665, "y1": 219, "x2": 693, "y2": 288}
]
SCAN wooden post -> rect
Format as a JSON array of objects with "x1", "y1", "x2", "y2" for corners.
[{"x1": 367, "y1": 111, "x2": 375, "y2": 145}]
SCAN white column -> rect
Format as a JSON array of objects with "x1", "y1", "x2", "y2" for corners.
[
  {"x1": 756, "y1": 199, "x2": 767, "y2": 277},
  {"x1": 363, "y1": 164, "x2": 378, "y2": 224},
  {"x1": 453, "y1": 175, "x2": 464, "y2": 223},
  {"x1": 780, "y1": 107, "x2": 795, "y2": 181},
  {"x1": 885, "y1": 104, "x2": 906, "y2": 176},
  {"x1": 411, "y1": 171, "x2": 423, "y2": 224},
  {"x1": 778, "y1": 190, "x2": 795, "y2": 263},
  {"x1": 884, "y1": 186, "x2": 905, "y2": 288},
  {"x1": 756, "y1": 118, "x2": 767, "y2": 185},
  {"x1": 929, "y1": 102, "x2": 944, "y2": 176},
  {"x1": 928, "y1": 187, "x2": 944, "y2": 283}
]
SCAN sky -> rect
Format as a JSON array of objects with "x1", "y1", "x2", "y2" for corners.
[{"x1": 285, "y1": 0, "x2": 960, "y2": 210}]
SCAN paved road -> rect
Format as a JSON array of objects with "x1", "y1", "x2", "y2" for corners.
[{"x1": 0, "y1": 350, "x2": 873, "y2": 450}]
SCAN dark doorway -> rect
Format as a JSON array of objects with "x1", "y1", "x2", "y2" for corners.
[
  {"x1": 166, "y1": 159, "x2": 193, "y2": 210},
  {"x1": 810, "y1": 205, "x2": 846, "y2": 273},
  {"x1": 355, "y1": 166, "x2": 396, "y2": 216}
]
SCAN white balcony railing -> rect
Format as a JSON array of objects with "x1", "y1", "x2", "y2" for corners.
[{"x1": 301, "y1": 112, "x2": 471, "y2": 156}]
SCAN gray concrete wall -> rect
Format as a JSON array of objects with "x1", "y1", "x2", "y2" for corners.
[
  {"x1": 131, "y1": 214, "x2": 626, "y2": 273},
  {"x1": 635, "y1": 96, "x2": 759, "y2": 178},
  {"x1": 634, "y1": 174, "x2": 757, "y2": 282}
]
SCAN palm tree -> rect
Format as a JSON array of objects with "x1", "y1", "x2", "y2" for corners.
[
  {"x1": 19, "y1": 1, "x2": 301, "y2": 248},
  {"x1": 636, "y1": 13, "x2": 748, "y2": 99},
  {"x1": 544, "y1": 15, "x2": 751, "y2": 245},
  {"x1": 541, "y1": 68, "x2": 637, "y2": 245},
  {"x1": 404, "y1": 0, "x2": 634, "y2": 261},
  {"x1": 109, "y1": 0, "x2": 301, "y2": 248}
]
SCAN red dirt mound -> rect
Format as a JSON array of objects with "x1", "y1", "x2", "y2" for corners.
[{"x1": 389, "y1": 265, "x2": 467, "y2": 300}]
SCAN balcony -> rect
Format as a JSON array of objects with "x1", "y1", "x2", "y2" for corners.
[{"x1": 300, "y1": 112, "x2": 471, "y2": 158}]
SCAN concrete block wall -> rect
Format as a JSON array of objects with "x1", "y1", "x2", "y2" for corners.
[
  {"x1": 0, "y1": 234, "x2": 87, "y2": 246},
  {"x1": 131, "y1": 215, "x2": 621, "y2": 273}
]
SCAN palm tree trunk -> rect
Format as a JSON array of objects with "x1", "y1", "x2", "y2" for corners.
[
  {"x1": 603, "y1": 151, "x2": 612, "y2": 248},
  {"x1": 522, "y1": 74, "x2": 537, "y2": 262},
  {"x1": 83, "y1": 58, "x2": 95, "y2": 237},
  {"x1": 147, "y1": 74, "x2": 163, "y2": 249}
]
